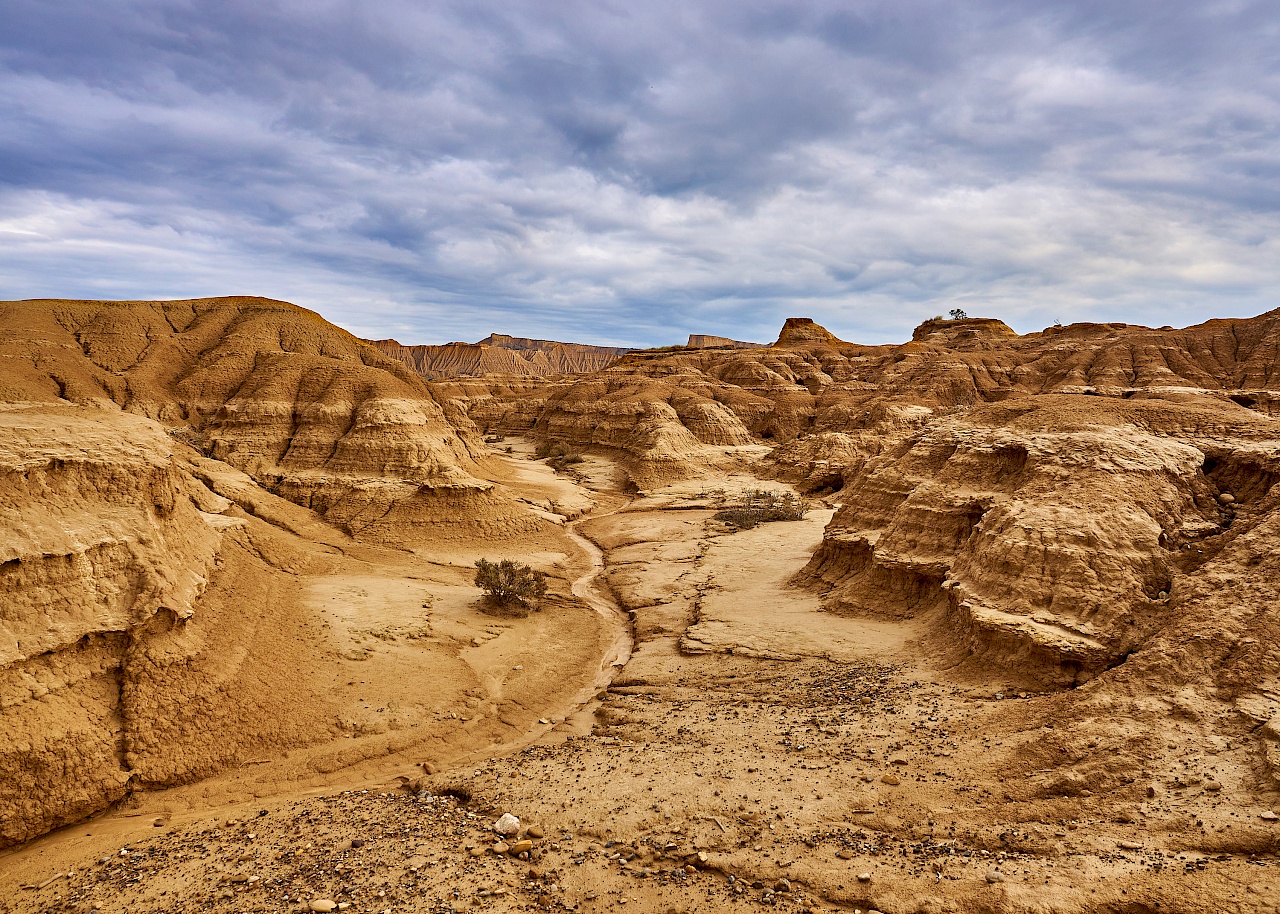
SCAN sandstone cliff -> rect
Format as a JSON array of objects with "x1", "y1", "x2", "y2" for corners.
[
  {"x1": 686, "y1": 334, "x2": 766, "y2": 349},
  {"x1": 0, "y1": 297, "x2": 546, "y2": 545},
  {"x1": 0, "y1": 406, "x2": 334, "y2": 845},
  {"x1": 371, "y1": 334, "x2": 629, "y2": 379}
]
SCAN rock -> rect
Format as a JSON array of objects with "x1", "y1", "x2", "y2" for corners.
[
  {"x1": 1261, "y1": 811, "x2": 1279, "y2": 822},
  {"x1": 986, "y1": 871, "x2": 1004, "y2": 884},
  {"x1": 526, "y1": 825, "x2": 545, "y2": 839},
  {"x1": 857, "y1": 872, "x2": 871, "y2": 883},
  {"x1": 1205, "y1": 781, "x2": 1223, "y2": 792},
  {"x1": 510, "y1": 839, "x2": 533, "y2": 854},
  {"x1": 309, "y1": 901, "x2": 338, "y2": 913},
  {"x1": 492, "y1": 842, "x2": 510, "y2": 855},
  {"x1": 836, "y1": 849, "x2": 854, "y2": 860},
  {"x1": 1219, "y1": 492, "x2": 1235, "y2": 504},
  {"x1": 1118, "y1": 841, "x2": 1143, "y2": 850},
  {"x1": 880, "y1": 774, "x2": 900, "y2": 786},
  {"x1": 350, "y1": 839, "x2": 364, "y2": 848},
  {"x1": 773, "y1": 879, "x2": 791, "y2": 893},
  {"x1": 494, "y1": 813, "x2": 521, "y2": 836}
]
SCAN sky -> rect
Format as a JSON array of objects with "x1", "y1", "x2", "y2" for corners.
[{"x1": 1, "y1": 1, "x2": 1278, "y2": 347}]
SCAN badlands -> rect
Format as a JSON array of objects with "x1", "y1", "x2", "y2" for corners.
[{"x1": 3, "y1": 297, "x2": 1280, "y2": 914}]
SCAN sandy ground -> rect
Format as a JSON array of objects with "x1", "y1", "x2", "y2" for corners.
[{"x1": 3, "y1": 448, "x2": 1279, "y2": 913}]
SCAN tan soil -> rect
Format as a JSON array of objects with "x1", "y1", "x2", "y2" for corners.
[{"x1": 4, "y1": 450, "x2": 1278, "y2": 914}]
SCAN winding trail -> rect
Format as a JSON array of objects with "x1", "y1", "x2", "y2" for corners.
[{"x1": 563, "y1": 498, "x2": 634, "y2": 702}]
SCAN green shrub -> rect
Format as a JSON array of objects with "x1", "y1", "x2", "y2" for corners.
[
  {"x1": 474, "y1": 558, "x2": 548, "y2": 610},
  {"x1": 714, "y1": 490, "x2": 810, "y2": 530}
]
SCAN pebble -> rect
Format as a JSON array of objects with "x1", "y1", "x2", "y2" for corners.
[
  {"x1": 527, "y1": 825, "x2": 545, "y2": 838},
  {"x1": 1118, "y1": 841, "x2": 1143, "y2": 850},
  {"x1": 510, "y1": 839, "x2": 534, "y2": 854},
  {"x1": 492, "y1": 842, "x2": 510, "y2": 855},
  {"x1": 880, "y1": 774, "x2": 901, "y2": 786},
  {"x1": 309, "y1": 901, "x2": 338, "y2": 913},
  {"x1": 1219, "y1": 492, "x2": 1235, "y2": 504},
  {"x1": 494, "y1": 813, "x2": 521, "y2": 836},
  {"x1": 857, "y1": 873, "x2": 871, "y2": 883},
  {"x1": 1261, "y1": 811, "x2": 1279, "y2": 822},
  {"x1": 836, "y1": 850, "x2": 854, "y2": 860},
  {"x1": 1205, "y1": 781, "x2": 1223, "y2": 792},
  {"x1": 986, "y1": 871, "x2": 1005, "y2": 884},
  {"x1": 774, "y1": 879, "x2": 791, "y2": 893}
]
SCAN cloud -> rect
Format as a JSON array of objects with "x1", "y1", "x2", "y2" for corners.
[{"x1": 1, "y1": 0, "x2": 1278, "y2": 346}]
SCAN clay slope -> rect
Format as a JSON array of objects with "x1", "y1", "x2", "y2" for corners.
[
  {"x1": 371, "y1": 334, "x2": 629, "y2": 379},
  {"x1": 0, "y1": 297, "x2": 542, "y2": 544}
]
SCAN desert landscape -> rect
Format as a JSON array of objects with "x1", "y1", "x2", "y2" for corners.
[{"x1": 4, "y1": 296, "x2": 1280, "y2": 914}]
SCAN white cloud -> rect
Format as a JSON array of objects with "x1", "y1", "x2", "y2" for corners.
[{"x1": 1, "y1": 0, "x2": 1278, "y2": 346}]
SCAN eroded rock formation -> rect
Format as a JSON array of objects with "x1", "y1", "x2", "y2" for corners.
[
  {"x1": 371, "y1": 334, "x2": 629, "y2": 379},
  {"x1": 0, "y1": 296, "x2": 554, "y2": 846},
  {"x1": 457, "y1": 312, "x2": 1280, "y2": 695}
]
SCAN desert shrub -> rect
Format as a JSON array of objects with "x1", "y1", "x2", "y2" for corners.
[
  {"x1": 535, "y1": 439, "x2": 584, "y2": 470},
  {"x1": 535, "y1": 439, "x2": 570, "y2": 458},
  {"x1": 474, "y1": 558, "x2": 548, "y2": 611},
  {"x1": 714, "y1": 489, "x2": 810, "y2": 530}
]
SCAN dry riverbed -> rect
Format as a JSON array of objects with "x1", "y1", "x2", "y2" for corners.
[{"x1": 3, "y1": 458, "x2": 1279, "y2": 914}]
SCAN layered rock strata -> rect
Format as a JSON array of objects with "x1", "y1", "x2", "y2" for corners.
[{"x1": 0, "y1": 407, "x2": 328, "y2": 846}]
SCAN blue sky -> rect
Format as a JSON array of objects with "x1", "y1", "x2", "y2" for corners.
[{"x1": 1, "y1": 0, "x2": 1278, "y2": 346}]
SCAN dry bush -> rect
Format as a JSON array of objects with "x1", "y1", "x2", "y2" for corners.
[
  {"x1": 714, "y1": 489, "x2": 810, "y2": 530},
  {"x1": 535, "y1": 439, "x2": 585, "y2": 470},
  {"x1": 474, "y1": 558, "x2": 547, "y2": 613}
]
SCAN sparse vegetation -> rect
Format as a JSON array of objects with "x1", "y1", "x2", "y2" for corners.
[
  {"x1": 535, "y1": 439, "x2": 585, "y2": 470},
  {"x1": 474, "y1": 558, "x2": 547, "y2": 612},
  {"x1": 949, "y1": 308, "x2": 968, "y2": 320},
  {"x1": 713, "y1": 489, "x2": 810, "y2": 530}
]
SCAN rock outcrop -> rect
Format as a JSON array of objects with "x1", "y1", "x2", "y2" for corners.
[
  {"x1": 0, "y1": 297, "x2": 542, "y2": 545},
  {"x1": 371, "y1": 334, "x2": 629, "y2": 379},
  {"x1": 686, "y1": 334, "x2": 766, "y2": 349},
  {"x1": 0, "y1": 406, "x2": 330, "y2": 846}
]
